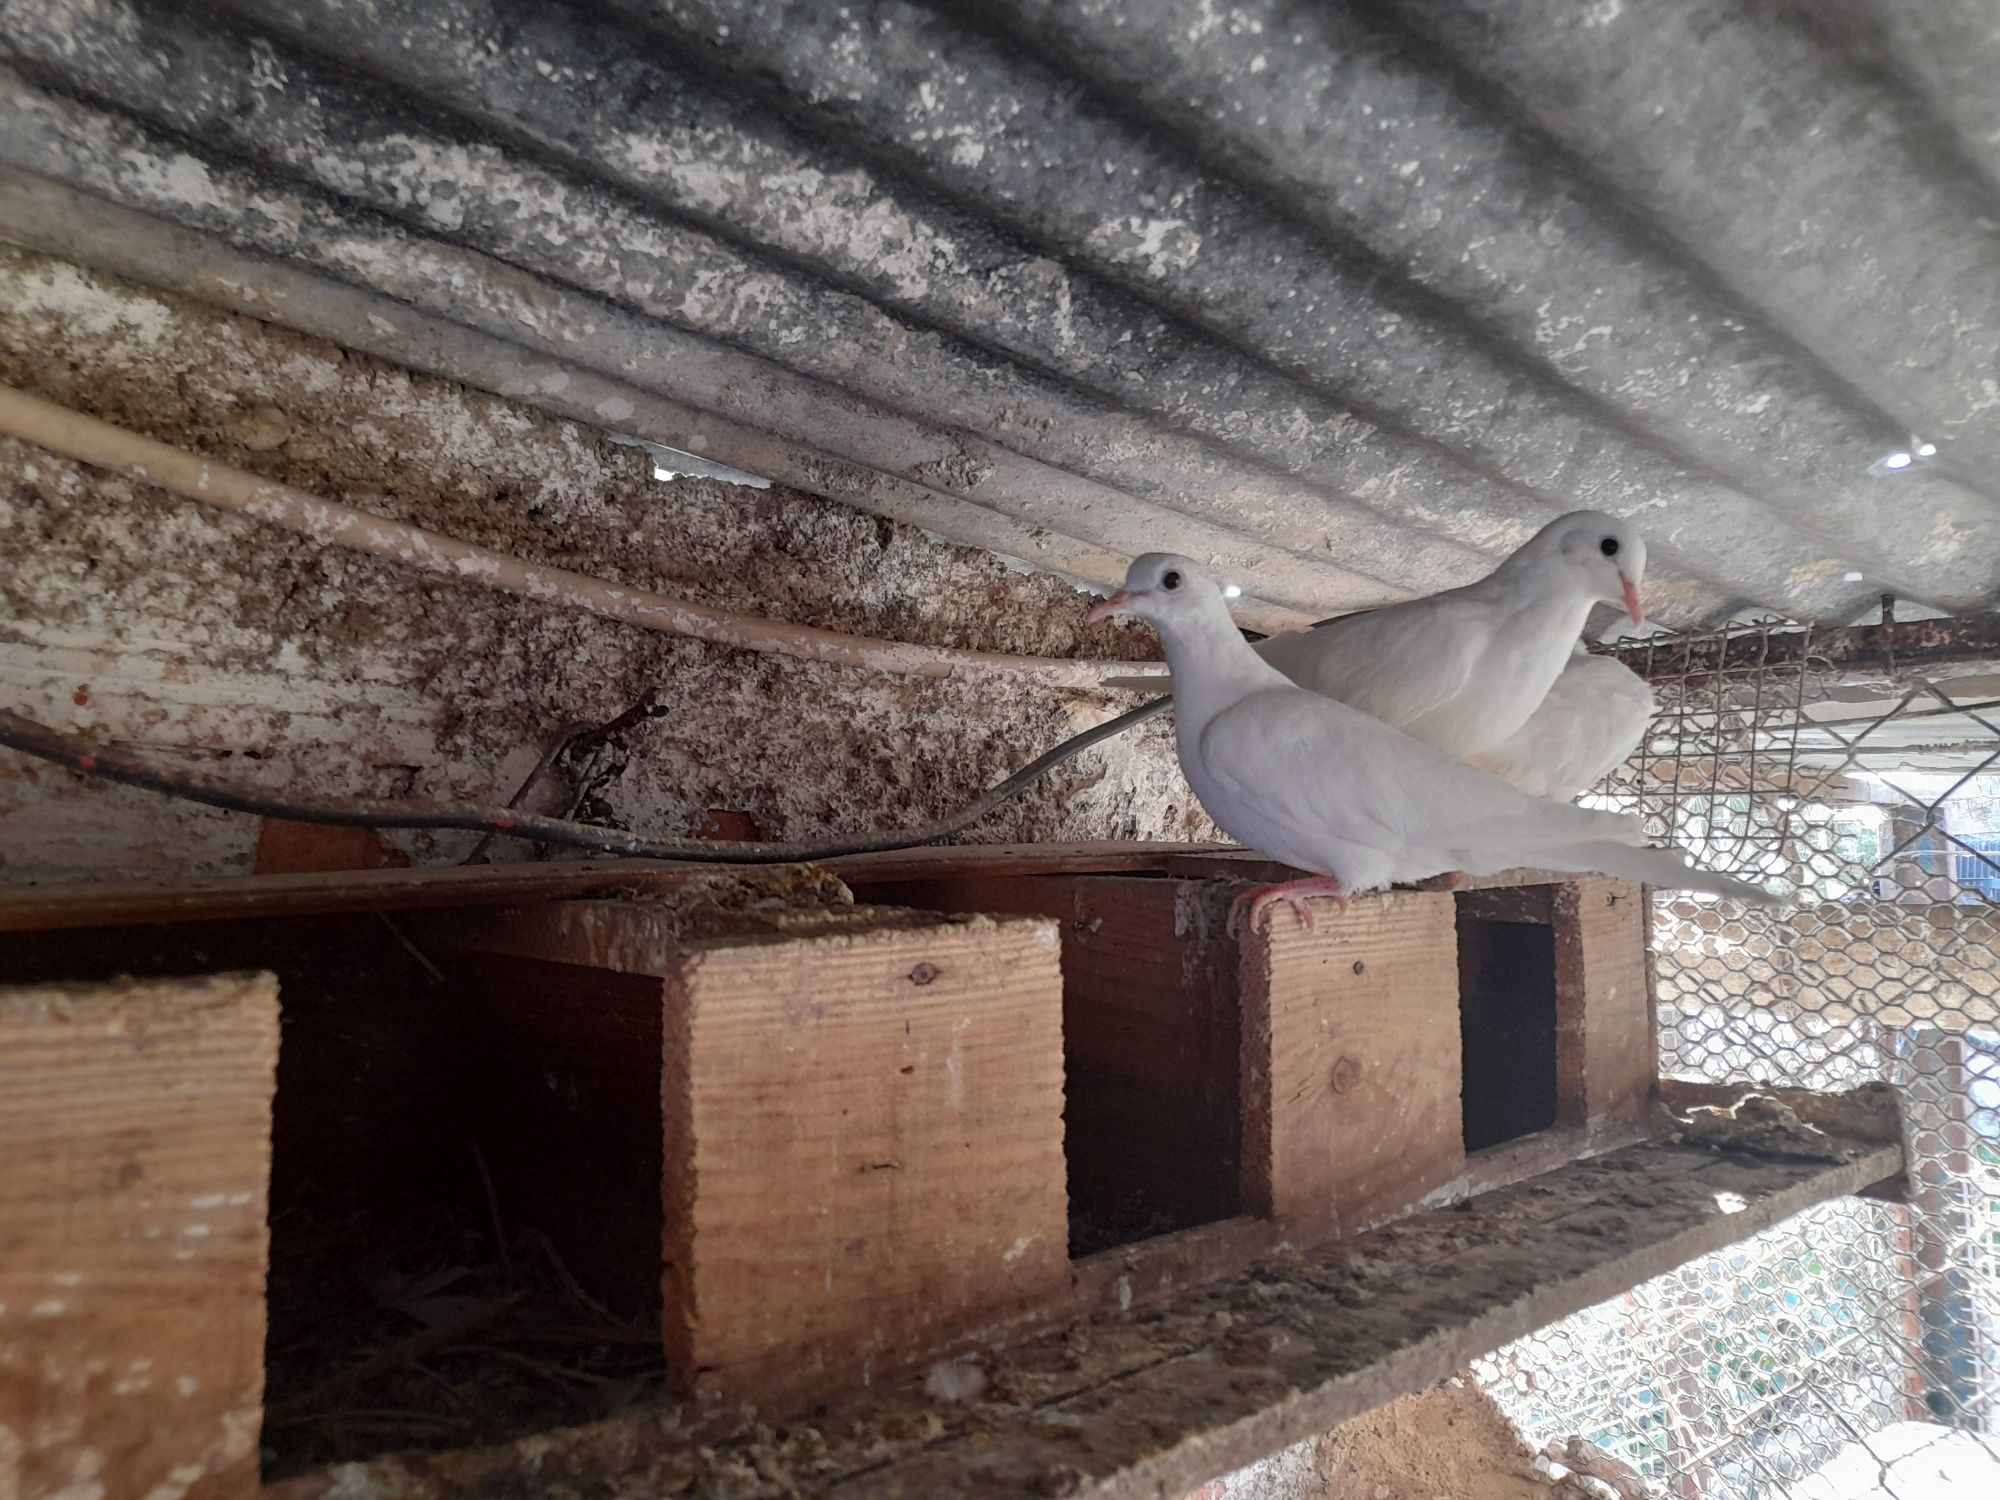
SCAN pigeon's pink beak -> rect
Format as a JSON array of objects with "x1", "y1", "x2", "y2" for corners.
[
  {"x1": 1086, "y1": 589, "x2": 1140, "y2": 624},
  {"x1": 1620, "y1": 574, "x2": 1644, "y2": 626}
]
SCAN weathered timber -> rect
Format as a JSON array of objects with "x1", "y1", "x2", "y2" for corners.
[
  {"x1": 0, "y1": 972, "x2": 279, "y2": 1500},
  {"x1": 435, "y1": 897, "x2": 1070, "y2": 1406},
  {"x1": 0, "y1": 842, "x2": 1236, "y2": 934},
  {"x1": 1616, "y1": 612, "x2": 2000, "y2": 680},
  {"x1": 1554, "y1": 879, "x2": 1656, "y2": 1129},
  {"x1": 265, "y1": 1123, "x2": 1902, "y2": 1500},
  {"x1": 1240, "y1": 889, "x2": 1464, "y2": 1235},
  {"x1": 859, "y1": 872, "x2": 1244, "y2": 1251}
]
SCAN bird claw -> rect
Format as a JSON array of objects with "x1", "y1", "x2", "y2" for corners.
[{"x1": 1228, "y1": 878, "x2": 1348, "y2": 939}]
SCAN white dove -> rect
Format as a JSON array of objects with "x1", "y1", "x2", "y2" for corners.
[
  {"x1": 1107, "y1": 510, "x2": 1649, "y2": 765},
  {"x1": 1465, "y1": 647, "x2": 1657, "y2": 801},
  {"x1": 1086, "y1": 554, "x2": 1776, "y2": 934}
]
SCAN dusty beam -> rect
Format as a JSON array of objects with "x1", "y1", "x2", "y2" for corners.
[{"x1": 1616, "y1": 611, "x2": 2000, "y2": 679}]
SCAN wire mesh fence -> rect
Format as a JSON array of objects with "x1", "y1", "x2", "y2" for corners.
[{"x1": 1475, "y1": 622, "x2": 2000, "y2": 1498}]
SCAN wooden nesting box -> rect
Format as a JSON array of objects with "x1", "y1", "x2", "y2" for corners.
[
  {"x1": 0, "y1": 848, "x2": 1904, "y2": 1500},
  {"x1": 429, "y1": 897, "x2": 1071, "y2": 1403},
  {"x1": 0, "y1": 971, "x2": 279, "y2": 1500},
  {"x1": 869, "y1": 851, "x2": 1657, "y2": 1248}
]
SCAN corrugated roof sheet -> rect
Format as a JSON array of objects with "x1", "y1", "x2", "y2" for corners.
[{"x1": 3, "y1": 0, "x2": 1997, "y2": 632}]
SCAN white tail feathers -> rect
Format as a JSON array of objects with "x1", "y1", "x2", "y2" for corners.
[{"x1": 1540, "y1": 840, "x2": 1782, "y2": 906}]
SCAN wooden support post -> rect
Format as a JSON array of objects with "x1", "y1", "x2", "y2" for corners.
[
  {"x1": 860, "y1": 873, "x2": 1243, "y2": 1252},
  {"x1": 1554, "y1": 878, "x2": 1654, "y2": 1128},
  {"x1": 439, "y1": 899, "x2": 1069, "y2": 1405},
  {"x1": 1239, "y1": 890, "x2": 1464, "y2": 1236},
  {"x1": 0, "y1": 972, "x2": 279, "y2": 1500}
]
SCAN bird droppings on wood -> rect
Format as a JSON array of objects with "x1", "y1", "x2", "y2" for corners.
[
  {"x1": 0, "y1": 245, "x2": 1209, "y2": 882},
  {"x1": 1663, "y1": 1080, "x2": 1905, "y2": 1161},
  {"x1": 585, "y1": 865, "x2": 860, "y2": 941},
  {"x1": 259, "y1": 1123, "x2": 1898, "y2": 1500}
]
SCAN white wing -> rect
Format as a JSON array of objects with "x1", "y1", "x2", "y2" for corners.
[
  {"x1": 1189, "y1": 684, "x2": 1771, "y2": 903},
  {"x1": 1190, "y1": 686, "x2": 1643, "y2": 891},
  {"x1": 1252, "y1": 597, "x2": 1492, "y2": 742},
  {"x1": 1467, "y1": 652, "x2": 1656, "y2": 799}
]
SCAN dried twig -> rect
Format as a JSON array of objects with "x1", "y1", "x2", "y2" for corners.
[
  {"x1": 267, "y1": 1291, "x2": 524, "y2": 1419},
  {"x1": 519, "y1": 1226, "x2": 629, "y2": 1332},
  {"x1": 460, "y1": 725, "x2": 587, "y2": 866},
  {"x1": 468, "y1": 1138, "x2": 515, "y2": 1284},
  {"x1": 459, "y1": 693, "x2": 666, "y2": 864},
  {"x1": 480, "y1": 1345, "x2": 624, "y2": 1390},
  {"x1": 374, "y1": 910, "x2": 446, "y2": 983}
]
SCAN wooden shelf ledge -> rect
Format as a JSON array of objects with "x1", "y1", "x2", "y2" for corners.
[
  {"x1": 0, "y1": 842, "x2": 1239, "y2": 933},
  {"x1": 269, "y1": 1122, "x2": 1901, "y2": 1500}
]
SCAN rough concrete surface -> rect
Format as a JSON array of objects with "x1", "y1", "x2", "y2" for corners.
[{"x1": 0, "y1": 245, "x2": 1205, "y2": 881}]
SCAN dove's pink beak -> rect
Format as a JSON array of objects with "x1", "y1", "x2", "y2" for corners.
[
  {"x1": 1086, "y1": 589, "x2": 1139, "y2": 624},
  {"x1": 1620, "y1": 574, "x2": 1645, "y2": 626}
]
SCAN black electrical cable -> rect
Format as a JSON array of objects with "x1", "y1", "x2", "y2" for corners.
[{"x1": 0, "y1": 699, "x2": 1173, "y2": 864}]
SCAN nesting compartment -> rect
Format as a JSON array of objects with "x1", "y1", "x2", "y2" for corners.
[{"x1": 0, "y1": 846, "x2": 1659, "y2": 1489}]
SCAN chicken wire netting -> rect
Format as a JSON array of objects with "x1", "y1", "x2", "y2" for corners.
[{"x1": 1473, "y1": 622, "x2": 2000, "y2": 1499}]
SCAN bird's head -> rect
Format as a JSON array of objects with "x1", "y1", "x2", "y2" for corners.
[
  {"x1": 1529, "y1": 510, "x2": 1647, "y2": 625},
  {"x1": 1084, "y1": 552, "x2": 1228, "y2": 630}
]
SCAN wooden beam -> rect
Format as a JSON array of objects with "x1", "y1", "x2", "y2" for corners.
[
  {"x1": 1555, "y1": 879, "x2": 1655, "y2": 1129},
  {"x1": 0, "y1": 842, "x2": 1235, "y2": 934},
  {"x1": 266, "y1": 1124, "x2": 1902, "y2": 1500},
  {"x1": 1239, "y1": 889, "x2": 1464, "y2": 1235},
  {"x1": 1614, "y1": 610, "x2": 2000, "y2": 680},
  {"x1": 0, "y1": 972, "x2": 279, "y2": 1500},
  {"x1": 857, "y1": 873, "x2": 1244, "y2": 1251}
]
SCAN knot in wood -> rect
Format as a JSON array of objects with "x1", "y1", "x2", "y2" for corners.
[
  {"x1": 907, "y1": 962, "x2": 940, "y2": 986},
  {"x1": 1330, "y1": 1055, "x2": 1362, "y2": 1094},
  {"x1": 1351, "y1": 960, "x2": 1367, "y2": 975}
]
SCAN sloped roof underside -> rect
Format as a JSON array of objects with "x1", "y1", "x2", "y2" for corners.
[{"x1": 3, "y1": 0, "x2": 1998, "y2": 634}]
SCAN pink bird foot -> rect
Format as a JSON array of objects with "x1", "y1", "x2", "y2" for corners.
[{"x1": 1228, "y1": 874, "x2": 1349, "y2": 938}]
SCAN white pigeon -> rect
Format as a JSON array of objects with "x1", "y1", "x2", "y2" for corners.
[
  {"x1": 1087, "y1": 554, "x2": 1776, "y2": 934},
  {"x1": 1465, "y1": 647, "x2": 1657, "y2": 801},
  {"x1": 1108, "y1": 510, "x2": 1649, "y2": 765}
]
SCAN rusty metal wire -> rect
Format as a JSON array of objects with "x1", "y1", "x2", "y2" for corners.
[{"x1": 1478, "y1": 621, "x2": 2000, "y2": 1498}]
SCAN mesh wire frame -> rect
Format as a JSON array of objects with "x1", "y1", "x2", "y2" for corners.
[{"x1": 1474, "y1": 621, "x2": 2000, "y2": 1499}]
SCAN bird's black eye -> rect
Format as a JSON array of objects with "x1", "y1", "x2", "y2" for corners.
[
  {"x1": 1600, "y1": 536, "x2": 1620, "y2": 558},
  {"x1": 1161, "y1": 570, "x2": 1183, "y2": 590}
]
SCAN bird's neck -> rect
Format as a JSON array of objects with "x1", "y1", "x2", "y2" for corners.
[
  {"x1": 1474, "y1": 555, "x2": 1601, "y2": 637},
  {"x1": 1156, "y1": 608, "x2": 1291, "y2": 728}
]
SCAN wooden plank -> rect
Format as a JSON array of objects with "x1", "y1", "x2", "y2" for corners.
[
  {"x1": 1612, "y1": 610, "x2": 2000, "y2": 678},
  {"x1": 1239, "y1": 889, "x2": 1464, "y2": 1235},
  {"x1": 0, "y1": 915, "x2": 469, "y2": 1208},
  {"x1": 0, "y1": 971, "x2": 279, "y2": 1500},
  {"x1": 665, "y1": 909, "x2": 1069, "y2": 1401},
  {"x1": 265, "y1": 1128, "x2": 1902, "y2": 1500},
  {"x1": 832, "y1": 1144, "x2": 1904, "y2": 1500},
  {"x1": 438, "y1": 898, "x2": 1071, "y2": 1405},
  {"x1": 1555, "y1": 878, "x2": 1654, "y2": 1129},
  {"x1": 1456, "y1": 884, "x2": 1555, "y2": 924},
  {"x1": 0, "y1": 842, "x2": 1234, "y2": 934},
  {"x1": 864, "y1": 873, "x2": 1243, "y2": 1251}
]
